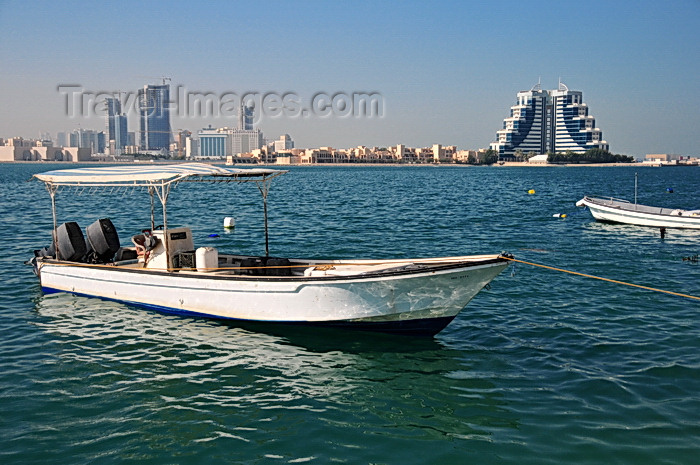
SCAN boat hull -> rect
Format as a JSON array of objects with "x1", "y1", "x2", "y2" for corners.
[
  {"x1": 577, "y1": 197, "x2": 700, "y2": 229},
  {"x1": 35, "y1": 256, "x2": 509, "y2": 335}
]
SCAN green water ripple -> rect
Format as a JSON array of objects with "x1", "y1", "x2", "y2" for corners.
[{"x1": 1, "y1": 164, "x2": 699, "y2": 464}]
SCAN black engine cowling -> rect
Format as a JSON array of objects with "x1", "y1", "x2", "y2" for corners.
[
  {"x1": 56, "y1": 221, "x2": 87, "y2": 262},
  {"x1": 86, "y1": 218, "x2": 120, "y2": 262}
]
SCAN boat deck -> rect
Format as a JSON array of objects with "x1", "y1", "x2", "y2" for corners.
[{"x1": 97, "y1": 252, "x2": 502, "y2": 279}]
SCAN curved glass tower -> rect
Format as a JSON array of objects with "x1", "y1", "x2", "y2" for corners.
[{"x1": 490, "y1": 81, "x2": 608, "y2": 158}]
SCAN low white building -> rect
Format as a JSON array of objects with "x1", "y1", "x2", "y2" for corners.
[
  {"x1": 0, "y1": 144, "x2": 91, "y2": 162},
  {"x1": 197, "y1": 126, "x2": 263, "y2": 158}
]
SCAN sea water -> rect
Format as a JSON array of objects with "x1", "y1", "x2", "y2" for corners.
[{"x1": 0, "y1": 163, "x2": 698, "y2": 464}]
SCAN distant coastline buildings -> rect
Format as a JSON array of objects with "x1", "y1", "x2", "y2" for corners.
[
  {"x1": 490, "y1": 81, "x2": 608, "y2": 159},
  {"x1": 222, "y1": 143, "x2": 470, "y2": 165},
  {"x1": 5, "y1": 77, "x2": 698, "y2": 165}
]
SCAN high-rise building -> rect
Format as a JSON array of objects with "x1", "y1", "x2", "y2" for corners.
[
  {"x1": 231, "y1": 128, "x2": 262, "y2": 155},
  {"x1": 68, "y1": 128, "x2": 105, "y2": 153},
  {"x1": 490, "y1": 81, "x2": 608, "y2": 158},
  {"x1": 105, "y1": 97, "x2": 128, "y2": 154},
  {"x1": 238, "y1": 103, "x2": 254, "y2": 130},
  {"x1": 105, "y1": 97, "x2": 121, "y2": 140},
  {"x1": 114, "y1": 115, "x2": 127, "y2": 149},
  {"x1": 228, "y1": 103, "x2": 261, "y2": 154},
  {"x1": 138, "y1": 82, "x2": 172, "y2": 151},
  {"x1": 175, "y1": 129, "x2": 192, "y2": 159},
  {"x1": 274, "y1": 134, "x2": 294, "y2": 152}
]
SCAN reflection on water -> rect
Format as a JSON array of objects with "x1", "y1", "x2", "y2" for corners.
[
  {"x1": 583, "y1": 220, "x2": 700, "y2": 240},
  {"x1": 30, "y1": 292, "x2": 517, "y2": 461}
]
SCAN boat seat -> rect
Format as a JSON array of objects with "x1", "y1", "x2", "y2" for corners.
[
  {"x1": 265, "y1": 258, "x2": 292, "y2": 276},
  {"x1": 114, "y1": 247, "x2": 138, "y2": 262},
  {"x1": 239, "y1": 257, "x2": 263, "y2": 275}
]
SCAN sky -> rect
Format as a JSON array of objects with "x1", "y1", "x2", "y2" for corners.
[{"x1": 1, "y1": 0, "x2": 699, "y2": 157}]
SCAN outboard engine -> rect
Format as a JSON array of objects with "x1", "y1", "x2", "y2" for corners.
[
  {"x1": 86, "y1": 218, "x2": 120, "y2": 263},
  {"x1": 55, "y1": 222, "x2": 87, "y2": 262}
]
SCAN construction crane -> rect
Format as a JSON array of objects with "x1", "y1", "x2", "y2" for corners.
[{"x1": 136, "y1": 76, "x2": 172, "y2": 86}]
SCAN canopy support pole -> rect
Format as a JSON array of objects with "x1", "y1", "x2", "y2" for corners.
[
  {"x1": 48, "y1": 185, "x2": 59, "y2": 259},
  {"x1": 263, "y1": 196, "x2": 269, "y2": 257},
  {"x1": 149, "y1": 186, "x2": 155, "y2": 231},
  {"x1": 257, "y1": 178, "x2": 272, "y2": 257},
  {"x1": 153, "y1": 182, "x2": 171, "y2": 269},
  {"x1": 159, "y1": 184, "x2": 169, "y2": 232}
]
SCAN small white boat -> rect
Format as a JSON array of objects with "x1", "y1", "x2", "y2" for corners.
[
  {"x1": 29, "y1": 163, "x2": 510, "y2": 336},
  {"x1": 576, "y1": 196, "x2": 700, "y2": 229}
]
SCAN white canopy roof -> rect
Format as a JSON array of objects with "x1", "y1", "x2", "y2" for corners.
[{"x1": 33, "y1": 163, "x2": 286, "y2": 187}]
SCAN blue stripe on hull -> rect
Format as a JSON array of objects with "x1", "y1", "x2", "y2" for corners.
[
  {"x1": 40, "y1": 287, "x2": 63, "y2": 295},
  {"x1": 40, "y1": 288, "x2": 455, "y2": 336}
]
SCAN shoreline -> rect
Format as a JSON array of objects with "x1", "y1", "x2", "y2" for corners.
[{"x1": 1, "y1": 160, "x2": 688, "y2": 168}]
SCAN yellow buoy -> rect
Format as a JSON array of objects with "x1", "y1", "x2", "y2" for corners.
[{"x1": 528, "y1": 189, "x2": 536, "y2": 194}]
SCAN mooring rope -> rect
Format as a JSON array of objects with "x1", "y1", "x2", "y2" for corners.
[{"x1": 502, "y1": 256, "x2": 700, "y2": 301}]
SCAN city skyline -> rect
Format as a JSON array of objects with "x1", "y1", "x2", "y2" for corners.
[{"x1": 1, "y1": 0, "x2": 699, "y2": 157}]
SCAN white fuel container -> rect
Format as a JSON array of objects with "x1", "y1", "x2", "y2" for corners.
[{"x1": 196, "y1": 247, "x2": 219, "y2": 272}]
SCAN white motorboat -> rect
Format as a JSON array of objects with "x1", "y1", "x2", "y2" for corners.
[
  {"x1": 29, "y1": 163, "x2": 510, "y2": 336},
  {"x1": 576, "y1": 196, "x2": 700, "y2": 229}
]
